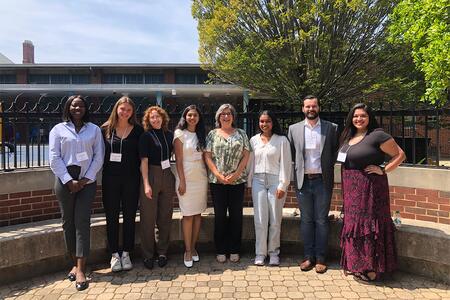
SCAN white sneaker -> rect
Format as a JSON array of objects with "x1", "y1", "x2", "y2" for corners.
[
  {"x1": 254, "y1": 255, "x2": 265, "y2": 266},
  {"x1": 269, "y1": 254, "x2": 280, "y2": 266},
  {"x1": 121, "y1": 253, "x2": 133, "y2": 271},
  {"x1": 110, "y1": 255, "x2": 122, "y2": 272}
]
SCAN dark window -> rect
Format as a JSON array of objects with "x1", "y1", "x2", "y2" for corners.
[
  {"x1": 29, "y1": 74, "x2": 50, "y2": 84},
  {"x1": 175, "y1": 73, "x2": 196, "y2": 84},
  {"x1": 0, "y1": 74, "x2": 16, "y2": 84},
  {"x1": 124, "y1": 74, "x2": 143, "y2": 84},
  {"x1": 50, "y1": 74, "x2": 70, "y2": 84},
  {"x1": 102, "y1": 74, "x2": 123, "y2": 84},
  {"x1": 71, "y1": 74, "x2": 90, "y2": 84},
  {"x1": 197, "y1": 73, "x2": 208, "y2": 84},
  {"x1": 144, "y1": 74, "x2": 164, "y2": 84}
]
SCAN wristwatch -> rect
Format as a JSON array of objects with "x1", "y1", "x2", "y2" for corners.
[{"x1": 380, "y1": 165, "x2": 386, "y2": 174}]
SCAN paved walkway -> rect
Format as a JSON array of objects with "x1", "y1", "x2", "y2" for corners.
[{"x1": 1, "y1": 254, "x2": 449, "y2": 300}]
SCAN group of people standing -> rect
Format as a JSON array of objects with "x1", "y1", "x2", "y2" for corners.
[{"x1": 49, "y1": 94, "x2": 405, "y2": 291}]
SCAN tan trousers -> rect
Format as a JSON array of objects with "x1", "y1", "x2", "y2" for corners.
[{"x1": 139, "y1": 165, "x2": 175, "y2": 260}]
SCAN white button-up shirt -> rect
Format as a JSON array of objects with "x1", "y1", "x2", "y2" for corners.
[
  {"x1": 248, "y1": 133, "x2": 292, "y2": 191},
  {"x1": 49, "y1": 121, "x2": 104, "y2": 184},
  {"x1": 304, "y1": 118, "x2": 322, "y2": 174}
]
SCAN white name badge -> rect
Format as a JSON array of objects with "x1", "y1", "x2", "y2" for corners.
[
  {"x1": 110, "y1": 153, "x2": 122, "y2": 162},
  {"x1": 337, "y1": 151, "x2": 347, "y2": 163},
  {"x1": 161, "y1": 159, "x2": 170, "y2": 169},
  {"x1": 76, "y1": 151, "x2": 89, "y2": 162},
  {"x1": 305, "y1": 136, "x2": 317, "y2": 149},
  {"x1": 193, "y1": 151, "x2": 203, "y2": 160}
]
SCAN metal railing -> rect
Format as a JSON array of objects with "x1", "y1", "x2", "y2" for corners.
[{"x1": 1, "y1": 95, "x2": 449, "y2": 171}]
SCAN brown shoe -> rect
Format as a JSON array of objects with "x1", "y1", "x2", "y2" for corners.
[
  {"x1": 315, "y1": 262, "x2": 328, "y2": 274},
  {"x1": 299, "y1": 259, "x2": 315, "y2": 271}
]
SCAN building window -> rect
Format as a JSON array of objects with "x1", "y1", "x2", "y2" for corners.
[
  {"x1": 144, "y1": 74, "x2": 164, "y2": 84},
  {"x1": 102, "y1": 74, "x2": 123, "y2": 84},
  {"x1": 29, "y1": 74, "x2": 50, "y2": 84},
  {"x1": 197, "y1": 73, "x2": 208, "y2": 84},
  {"x1": 0, "y1": 74, "x2": 16, "y2": 84},
  {"x1": 175, "y1": 73, "x2": 208, "y2": 84},
  {"x1": 71, "y1": 74, "x2": 90, "y2": 84},
  {"x1": 50, "y1": 74, "x2": 70, "y2": 84},
  {"x1": 124, "y1": 74, "x2": 143, "y2": 84},
  {"x1": 175, "y1": 74, "x2": 196, "y2": 84}
]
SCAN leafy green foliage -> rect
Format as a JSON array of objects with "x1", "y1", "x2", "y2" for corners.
[
  {"x1": 193, "y1": 0, "x2": 408, "y2": 106},
  {"x1": 389, "y1": 0, "x2": 449, "y2": 105}
]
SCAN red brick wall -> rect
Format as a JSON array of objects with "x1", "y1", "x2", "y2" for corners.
[
  {"x1": 1, "y1": 184, "x2": 449, "y2": 227},
  {"x1": 0, "y1": 187, "x2": 104, "y2": 227}
]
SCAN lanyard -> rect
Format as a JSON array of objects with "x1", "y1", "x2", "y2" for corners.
[
  {"x1": 110, "y1": 126, "x2": 130, "y2": 155},
  {"x1": 338, "y1": 144, "x2": 352, "y2": 155},
  {"x1": 150, "y1": 129, "x2": 169, "y2": 162},
  {"x1": 337, "y1": 132, "x2": 367, "y2": 163}
]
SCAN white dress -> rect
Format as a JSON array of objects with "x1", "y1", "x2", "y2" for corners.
[{"x1": 174, "y1": 129, "x2": 208, "y2": 216}]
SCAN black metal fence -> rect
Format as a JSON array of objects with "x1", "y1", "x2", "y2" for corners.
[{"x1": 1, "y1": 96, "x2": 449, "y2": 171}]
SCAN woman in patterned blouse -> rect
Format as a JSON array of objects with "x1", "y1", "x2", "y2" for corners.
[{"x1": 204, "y1": 103, "x2": 251, "y2": 263}]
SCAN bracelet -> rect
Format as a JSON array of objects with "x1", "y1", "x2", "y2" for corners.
[{"x1": 380, "y1": 166, "x2": 386, "y2": 174}]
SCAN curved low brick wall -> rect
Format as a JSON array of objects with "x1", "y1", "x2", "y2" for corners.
[{"x1": 0, "y1": 209, "x2": 449, "y2": 285}]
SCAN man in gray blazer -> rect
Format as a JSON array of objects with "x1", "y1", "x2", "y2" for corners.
[{"x1": 288, "y1": 95, "x2": 339, "y2": 274}]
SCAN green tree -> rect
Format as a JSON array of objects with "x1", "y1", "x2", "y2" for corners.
[
  {"x1": 389, "y1": 0, "x2": 449, "y2": 105},
  {"x1": 192, "y1": 0, "x2": 401, "y2": 106},
  {"x1": 363, "y1": 40, "x2": 425, "y2": 107}
]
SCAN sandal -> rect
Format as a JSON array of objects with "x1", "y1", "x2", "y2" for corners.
[{"x1": 353, "y1": 271, "x2": 377, "y2": 283}]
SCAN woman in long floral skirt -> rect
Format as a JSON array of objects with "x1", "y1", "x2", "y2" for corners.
[{"x1": 338, "y1": 103, "x2": 405, "y2": 282}]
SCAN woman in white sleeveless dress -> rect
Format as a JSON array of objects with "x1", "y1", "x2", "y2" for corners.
[{"x1": 173, "y1": 105, "x2": 208, "y2": 268}]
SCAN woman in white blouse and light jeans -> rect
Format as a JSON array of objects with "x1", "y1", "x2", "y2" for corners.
[{"x1": 248, "y1": 110, "x2": 292, "y2": 266}]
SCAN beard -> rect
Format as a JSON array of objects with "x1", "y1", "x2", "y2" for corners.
[{"x1": 305, "y1": 111, "x2": 319, "y2": 120}]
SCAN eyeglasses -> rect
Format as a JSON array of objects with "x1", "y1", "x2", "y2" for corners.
[{"x1": 220, "y1": 112, "x2": 232, "y2": 117}]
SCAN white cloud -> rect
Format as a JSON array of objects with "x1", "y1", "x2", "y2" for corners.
[{"x1": 0, "y1": 0, "x2": 199, "y2": 63}]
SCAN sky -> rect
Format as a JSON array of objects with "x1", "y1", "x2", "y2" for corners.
[{"x1": 0, "y1": 0, "x2": 200, "y2": 63}]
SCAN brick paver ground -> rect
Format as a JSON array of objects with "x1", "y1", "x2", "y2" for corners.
[{"x1": 1, "y1": 254, "x2": 449, "y2": 299}]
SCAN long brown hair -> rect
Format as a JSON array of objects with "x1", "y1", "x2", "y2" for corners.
[
  {"x1": 101, "y1": 96, "x2": 138, "y2": 139},
  {"x1": 142, "y1": 106, "x2": 170, "y2": 132},
  {"x1": 339, "y1": 103, "x2": 380, "y2": 146}
]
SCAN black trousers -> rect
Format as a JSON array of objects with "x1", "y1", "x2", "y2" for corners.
[
  {"x1": 102, "y1": 174, "x2": 140, "y2": 253},
  {"x1": 210, "y1": 183, "x2": 245, "y2": 254}
]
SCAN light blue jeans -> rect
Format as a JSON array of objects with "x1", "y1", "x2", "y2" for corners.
[
  {"x1": 296, "y1": 177, "x2": 331, "y2": 262},
  {"x1": 252, "y1": 173, "x2": 286, "y2": 257}
]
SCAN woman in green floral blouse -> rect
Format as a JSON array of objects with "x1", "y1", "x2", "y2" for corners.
[{"x1": 205, "y1": 103, "x2": 251, "y2": 263}]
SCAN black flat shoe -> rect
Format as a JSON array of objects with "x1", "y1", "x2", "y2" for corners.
[
  {"x1": 75, "y1": 281, "x2": 88, "y2": 291},
  {"x1": 157, "y1": 255, "x2": 168, "y2": 268},
  {"x1": 67, "y1": 273, "x2": 76, "y2": 282},
  {"x1": 143, "y1": 258, "x2": 154, "y2": 270}
]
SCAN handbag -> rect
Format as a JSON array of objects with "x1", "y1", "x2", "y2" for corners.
[{"x1": 66, "y1": 165, "x2": 81, "y2": 180}]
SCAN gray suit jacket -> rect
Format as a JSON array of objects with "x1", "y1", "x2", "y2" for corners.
[{"x1": 288, "y1": 119, "x2": 339, "y2": 193}]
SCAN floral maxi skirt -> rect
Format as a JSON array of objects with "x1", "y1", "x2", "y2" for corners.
[{"x1": 340, "y1": 169, "x2": 397, "y2": 277}]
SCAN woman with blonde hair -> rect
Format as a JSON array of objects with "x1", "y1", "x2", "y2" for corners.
[
  {"x1": 139, "y1": 106, "x2": 175, "y2": 269},
  {"x1": 101, "y1": 96, "x2": 143, "y2": 272}
]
